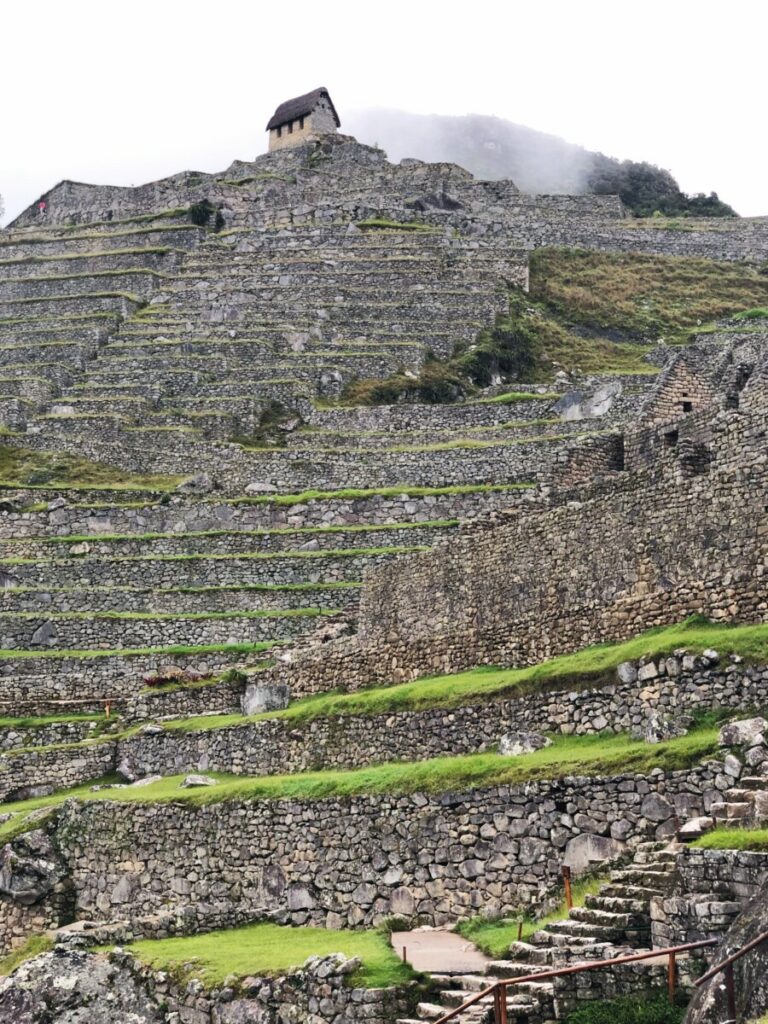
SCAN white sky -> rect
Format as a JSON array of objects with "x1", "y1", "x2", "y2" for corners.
[{"x1": 1, "y1": 0, "x2": 766, "y2": 223}]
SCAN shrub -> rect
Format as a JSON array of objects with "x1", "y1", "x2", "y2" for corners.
[
  {"x1": 189, "y1": 201, "x2": 215, "y2": 227},
  {"x1": 566, "y1": 995, "x2": 685, "y2": 1024}
]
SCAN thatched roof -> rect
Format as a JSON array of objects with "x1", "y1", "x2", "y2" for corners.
[{"x1": 266, "y1": 88, "x2": 340, "y2": 131}]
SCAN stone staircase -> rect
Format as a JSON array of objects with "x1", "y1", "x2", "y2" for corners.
[{"x1": 397, "y1": 842, "x2": 680, "y2": 1024}]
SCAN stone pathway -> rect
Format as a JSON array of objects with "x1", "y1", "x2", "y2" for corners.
[{"x1": 391, "y1": 928, "x2": 492, "y2": 975}]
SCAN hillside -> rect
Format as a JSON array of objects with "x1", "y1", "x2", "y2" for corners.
[
  {"x1": 0, "y1": 120, "x2": 766, "y2": 1024},
  {"x1": 344, "y1": 108, "x2": 737, "y2": 216}
]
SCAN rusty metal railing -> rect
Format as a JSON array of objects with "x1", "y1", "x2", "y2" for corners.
[
  {"x1": 432, "y1": 938, "x2": 718, "y2": 1024},
  {"x1": 694, "y1": 928, "x2": 768, "y2": 1022}
]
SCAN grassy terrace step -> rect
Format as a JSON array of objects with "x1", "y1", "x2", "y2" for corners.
[
  {"x1": 692, "y1": 828, "x2": 768, "y2": 851},
  {"x1": 0, "y1": 729, "x2": 719, "y2": 836},
  {"x1": 166, "y1": 620, "x2": 768, "y2": 728},
  {"x1": 9, "y1": 519, "x2": 458, "y2": 548},
  {"x1": 121, "y1": 921, "x2": 414, "y2": 989},
  {"x1": 0, "y1": 445, "x2": 184, "y2": 492},
  {"x1": 230, "y1": 483, "x2": 533, "y2": 505},
  {"x1": 0, "y1": 608, "x2": 336, "y2": 622},
  {"x1": 0, "y1": 246, "x2": 183, "y2": 268},
  {"x1": 0, "y1": 640, "x2": 275, "y2": 662}
]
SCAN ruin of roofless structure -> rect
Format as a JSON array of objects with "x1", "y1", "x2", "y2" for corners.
[{"x1": 266, "y1": 86, "x2": 341, "y2": 151}]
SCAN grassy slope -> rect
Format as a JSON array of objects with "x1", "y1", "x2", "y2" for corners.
[
  {"x1": 0, "y1": 935, "x2": 54, "y2": 977},
  {"x1": 692, "y1": 828, "x2": 768, "y2": 852},
  {"x1": 123, "y1": 921, "x2": 413, "y2": 989},
  {"x1": 0, "y1": 729, "x2": 719, "y2": 844},
  {"x1": 530, "y1": 248, "x2": 768, "y2": 342},
  {"x1": 162, "y1": 621, "x2": 768, "y2": 731},
  {"x1": 0, "y1": 444, "x2": 182, "y2": 491},
  {"x1": 338, "y1": 247, "x2": 768, "y2": 405}
]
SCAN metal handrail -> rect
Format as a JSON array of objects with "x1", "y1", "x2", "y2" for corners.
[
  {"x1": 432, "y1": 938, "x2": 718, "y2": 1024},
  {"x1": 693, "y1": 928, "x2": 768, "y2": 1023},
  {"x1": 695, "y1": 929, "x2": 768, "y2": 985}
]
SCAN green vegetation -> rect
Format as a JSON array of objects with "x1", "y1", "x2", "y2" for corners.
[
  {"x1": 337, "y1": 246, "x2": 768, "y2": 405},
  {"x1": 565, "y1": 995, "x2": 684, "y2": 1024},
  {"x1": 530, "y1": 248, "x2": 768, "y2": 343},
  {"x1": 472, "y1": 391, "x2": 560, "y2": 404},
  {"x1": 587, "y1": 153, "x2": 735, "y2": 219},
  {"x1": 0, "y1": 934, "x2": 54, "y2": 977},
  {"x1": 734, "y1": 307, "x2": 768, "y2": 321},
  {"x1": 356, "y1": 219, "x2": 437, "y2": 232},
  {"x1": 692, "y1": 828, "x2": 768, "y2": 851},
  {"x1": 233, "y1": 483, "x2": 532, "y2": 505},
  {"x1": 0, "y1": 729, "x2": 719, "y2": 835},
  {"x1": 123, "y1": 921, "x2": 414, "y2": 989},
  {"x1": 229, "y1": 620, "x2": 768, "y2": 724},
  {"x1": 0, "y1": 712, "x2": 101, "y2": 729},
  {"x1": 457, "y1": 872, "x2": 609, "y2": 953},
  {"x1": 0, "y1": 640, "x2": 276, "y2": 662},
  {"x1": 0, "y1": 444, "x2": 182, "y2": 491}
]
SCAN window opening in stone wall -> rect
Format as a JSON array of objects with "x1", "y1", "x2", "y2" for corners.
[
  {"x1": 299, "y1": 117, "x2": 305, "y2": 129},
  {"x1": 682, "y1": 401, "x2": 693, "y2": 413},
  {"x1": 664, "y1": 429, "x2": 679, "y2": 448},
  {"x1": 277, "y1": 126, "x2": 282, "y2": 138},
  {"x1": 288, "y1": 121, "x2": 293, "y2": 134}
]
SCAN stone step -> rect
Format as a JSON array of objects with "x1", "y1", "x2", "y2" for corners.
[
  {"x1": 739, "y1": 776, "x2": 768, "y2": 790},
  {"x1": 535, "y1": 920, "x2": 628, "y2": 941},
  {"x1": 569, "y1": 907, "x2": 648, "y2": 928},
  {"x1": 584, "y1": 894, "x2": 649, "y2": 914},
  {"x1": 485, "y1": 960, "x2": 553, "y2": 979},
  {"x1": 609, "y1": 868, "x2": 676, "y2": 886},
  {"x1": 711, "y1": 801, "x2": 752, "y2": 820},
  {"x1": 599, "y1": 884, "x2": 666, "y2": 901}
]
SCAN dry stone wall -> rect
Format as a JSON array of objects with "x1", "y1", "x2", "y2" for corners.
[
  {"x1": 52, "y1": 764, "x2": 722, "y2": 930},
  {"x1": 272, "y1": 401, "x2": 768, "y2": 697}
]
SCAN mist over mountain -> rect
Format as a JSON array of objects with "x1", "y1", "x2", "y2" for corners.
[{"x1": 344, "y1": 109, "x2": 736, "y2": 218}]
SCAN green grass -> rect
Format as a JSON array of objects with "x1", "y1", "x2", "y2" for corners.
[
  {"x1": 473, "y1": 391, "x2": 561, "y2": 404},
  {"x1": 564, "y1": 995, "x2": 684, "y2": 1024},
  {"x1": 457, "y1": 872, "x2": 609, "y2": 954},
  {"x1": 233, "y1": 483, "x2": 531, "y2": 505},
  {"x1": 0, "y1": 730, "x2": 719, "y2": 838},
  {"x1": 0, "y1": 712, "x2": 101, "y2": 729},
  {"x1": 692, "y1": 827, "x2": 768, "y2": 851},
  {"x1": 226, "y1": 620, "x2": 768, "y2": 725},
  {"x1": 734, "y1": 307, "x2": 768, "y2": 321},
  {"x1": 0, "y1": 934, "x2": 54, "y2": 977},
  {"x1": 530, "y1": 248, "x2": 768, "y2": 343},
  {"x1": 0, "y1": 640, "x2": 277, "y2": 662},
  {"x1": 122, "y1": 921, "x2": 414, "y2": 989},
  {"x1": 0, "y1": 444, "x2": 183, "y2": 491},
  {"x1": 356, "y1": 219, "x2": 437, "y2": 232}
]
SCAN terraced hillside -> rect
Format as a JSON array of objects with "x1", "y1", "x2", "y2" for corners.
[{"x1": 1, "y1": 126, "x2": 768, "y2": 1024}]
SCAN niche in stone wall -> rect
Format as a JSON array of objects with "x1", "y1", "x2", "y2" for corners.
[{"x1": 678, "y1": 439, "x2": 712, "y2": 477}]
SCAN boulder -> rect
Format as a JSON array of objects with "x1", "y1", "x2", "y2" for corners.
[
  {"x1": 563, "y1": 833, "x2": 628, "y2": 875},
  {"x1": 181, "y1": 774, "x2": 217, "y2": 788},
  {"x1": 719, "y1": 717, "x2": 768, "y2": 748},
  {"x1": 641, "y1": 792, "x2": 675, "y2": 822},
  {"x1": 241, "y1": 683, "x2": 290, "y2": 716},
  {"x1": 617, "y1": 660, "x2": 638, "y2": 684},
  {"x1": 632, "y1": 711, "x2": 688, "y2": 744},
  {"x1": 684, "y1": 876, "x2": 768, "y2": 1023},
  {"x1": 0, "y1": 949, "x2": 164, "y2": 1022},
  {"x1": 176, "y1": 473, "x2": 214, "y2": 494},
  {"x1": 498, "y1": 731, "x2": 552, "y2": 757},
  {"x1": 244, "y1": 481, "x2": 278, "y2": 494},
  {"x1": 30, "y1": 621, "x2": 56, "y2": 647},
  {"x1": 0, "y1": 829, "x2": 66, "y2": 906}
]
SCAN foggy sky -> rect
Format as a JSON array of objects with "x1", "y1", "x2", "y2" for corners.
[{"x1": 1, "y1": 0, "x2": 766, "y2": 223}]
